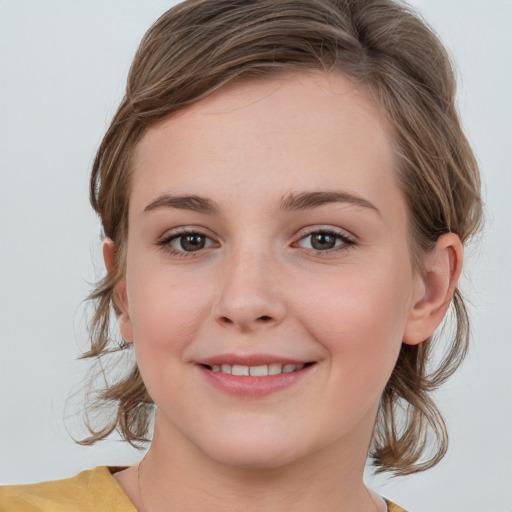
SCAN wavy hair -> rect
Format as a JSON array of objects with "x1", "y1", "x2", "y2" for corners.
[{"x1": 81, "y1": 0, "x2": 482, "y2": 475}]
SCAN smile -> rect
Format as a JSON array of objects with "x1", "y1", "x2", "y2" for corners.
[
  {"x1": 204, "y1": 363, "x2": 308, "y2": 376},
  {"x1": 198, "y1": 360, "x2": 316, "y2": 398}
]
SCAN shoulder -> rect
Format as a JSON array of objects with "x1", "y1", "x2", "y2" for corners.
[
  {"x1": 386, "y1": 499, "x2": 409, "y2": 512},
  {"x1": 0, "y1": 466, "x2": 136, "y2": 512}
]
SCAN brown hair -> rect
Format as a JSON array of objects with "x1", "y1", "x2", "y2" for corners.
[{"x1": 83, "y1": 0, "x2": 482, "y2": 475}]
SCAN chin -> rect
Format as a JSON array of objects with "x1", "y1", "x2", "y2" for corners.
[
  {"x1": 204, "y1": 444, "x2": 302, "y2": 471},
  {"x1": 191, "y1": 427, "x2": 310, "y2": 471}
]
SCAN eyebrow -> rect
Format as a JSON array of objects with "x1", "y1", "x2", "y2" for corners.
[
  {"x1": 143, "y1": 190, "x2": 380, "y2": 215},
  {"x1": 144, "y1": 194, "x2": 218, "y2": 214},
  {"x1": 279, "y1": 190, "x2": 380, "y2": 215}
]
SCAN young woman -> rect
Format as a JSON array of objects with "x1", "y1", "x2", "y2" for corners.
[{"x1": 0, "y1": 1, "x2": 482, "y2": 511}]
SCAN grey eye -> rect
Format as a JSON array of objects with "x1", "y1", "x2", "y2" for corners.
[
  {"x1": 297, "y1": 230, "x2": 349, "y2": 251},
  {"x1": 309, "y1": 232, "x2": 337, "y2": 250},
  {"x1": 178, "y1": 234, "x2": 206, "y2": 251},
  {"x1": 169, "y1": 233, "x2": 215, "y2": 252}
]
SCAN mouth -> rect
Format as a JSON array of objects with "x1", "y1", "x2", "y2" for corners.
[
  {"x1": 198, "y1": 358, "x2": 316, "y2": 397},
  {"x1": 201, "y1": 362, "x2": 315, "y2": 376}
]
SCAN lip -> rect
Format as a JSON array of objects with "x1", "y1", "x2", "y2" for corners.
[{"x1": 197, "y1": 354, "x2": 316, "y2": 398}]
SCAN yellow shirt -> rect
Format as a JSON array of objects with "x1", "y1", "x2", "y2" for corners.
[{"x1": 0, "y1": 466, "x2": 408, "y2": 511}]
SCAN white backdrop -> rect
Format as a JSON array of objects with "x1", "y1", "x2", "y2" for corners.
[{"x1": 0, "y1": 1, "x2": 511, "y2": 511}]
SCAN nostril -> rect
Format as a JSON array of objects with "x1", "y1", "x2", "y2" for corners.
[{"x1": 215, "y1": 313, "x2": 276, "y2": 328}]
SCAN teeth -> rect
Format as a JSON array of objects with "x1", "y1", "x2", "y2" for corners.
[
  {"x1": 249, "y1": 365, "x2": 268, "y2": 376},
  {"x1": 232, "y1": 364, "x2": 249, "y2": 376},
  {"x1": 220, "y1": 364, "x2": 232, "y2": 374},
  {"x1": 268, "y1": 363, "x2": 283, "y2": 375},
  {"x1": 209, "y1": 363, "x2": 306, "y2": 376}
]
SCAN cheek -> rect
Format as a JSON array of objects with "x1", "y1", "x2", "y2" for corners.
[
  {"x1": 126, "y1": 269, "x2": 211, "y2": 361},
  {"x1": 296, "y1": 259, "x2": 414, "y2": 376},
  {"x1": 125, "y1": 272, "x2": 213, "y2": 407},
  {"x1": 299, "y1": 270, "x2": 412, "y2": 419}
]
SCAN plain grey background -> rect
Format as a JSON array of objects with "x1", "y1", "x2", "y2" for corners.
[{"x1": 1, "y1": 1, "x2": 511, "y2": 511}]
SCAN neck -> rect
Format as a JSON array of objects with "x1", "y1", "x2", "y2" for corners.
[{"x1": 135, "y1": 414, "x2": 383, "y2": 512}]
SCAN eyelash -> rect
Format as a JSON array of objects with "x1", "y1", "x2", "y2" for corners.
[
  {"x1": 157, "y1": 228, "x2": 355, "y2": 258},
  {"x1": 293, "y1": 229, "x2": 355, "y2": 255},
  {"x1": 157, "y1": 229, "x2": 218, "y2": 258}
]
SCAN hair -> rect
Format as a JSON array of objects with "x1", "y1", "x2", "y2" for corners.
[{"x1": 82, "y1": 0, "x2": 482, "y2": 476}]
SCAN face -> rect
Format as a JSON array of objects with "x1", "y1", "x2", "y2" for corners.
[{"x1": 116, "y1": 72, "x2": 425, "y2": 470}]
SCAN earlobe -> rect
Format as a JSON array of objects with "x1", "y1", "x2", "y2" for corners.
[
  {"x1": 102, "y1": 239, "x2": 134, "y2": 343},
  {"x1": 102, "y1": 238, "x2": 116, "y2": 275},
  {"x1": 403, "y1": 233, "x2": 463, "y2": 346}
]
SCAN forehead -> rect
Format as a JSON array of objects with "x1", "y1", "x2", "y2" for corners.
[{"x1": 130, "y1": 71, "x2": 400, "y2": 216}]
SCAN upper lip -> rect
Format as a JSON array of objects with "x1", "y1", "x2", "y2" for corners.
[{"x1": 199, "y1": 353, "x2": 313, "y2": 367}]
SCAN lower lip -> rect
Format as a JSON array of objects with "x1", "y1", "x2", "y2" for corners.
[{"x1": 198, "y1": 364, "x2": 315, "y2": 398}]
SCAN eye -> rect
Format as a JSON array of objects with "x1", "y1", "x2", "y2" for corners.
[
  {"x1": 173, "y1": 233, "x2": 210, "y2": 252},
  {"x1": 296, "y1": 230, "x2": 353, "y2": 252},
  {"x1": 158, "y1": 230, "x2": 217, "y2": 255}
]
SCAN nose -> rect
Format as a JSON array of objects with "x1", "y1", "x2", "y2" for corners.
[{"x1": 212, "y1": 246, "x2": 287, "y2": 332}]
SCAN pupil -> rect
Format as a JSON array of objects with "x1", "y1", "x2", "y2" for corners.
[
  {"x1": 311, "y1": 233, "x2": 335, "y2": 250},
  {"x1": 180, "y1": 234, "x2": 205, "y2": 251}
]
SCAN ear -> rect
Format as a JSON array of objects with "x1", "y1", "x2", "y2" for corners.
[
  {"x1": 103, "y1": 239, "x2": 134, "y2": 343},
  {"x1": 403, "y1": 233, "x2": 463, "y2": 346}
]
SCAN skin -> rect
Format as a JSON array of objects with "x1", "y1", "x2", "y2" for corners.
[{"x1": 107, "y1": 71, "x2": 462, "y2": 512}]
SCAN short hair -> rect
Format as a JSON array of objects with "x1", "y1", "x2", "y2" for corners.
[{"x1": 83, "y1": 0, "x2": 482, "y2": 476}]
